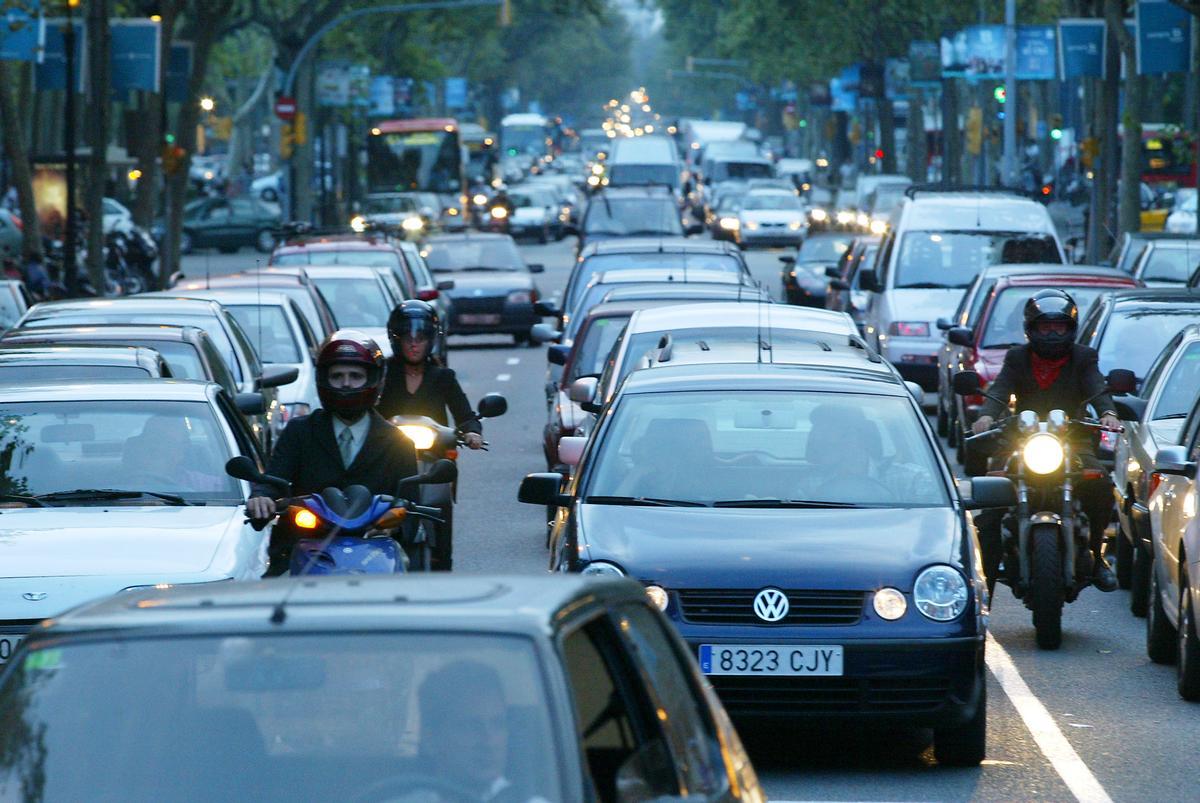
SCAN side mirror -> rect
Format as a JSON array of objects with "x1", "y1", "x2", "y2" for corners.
[
  {"x1": 568, "y1": 376, "x2": 599, "y2": 405},
  {"x1": 904, "y1": 381, "x2": 925, "y2": 401},
  {"x1": 1113, "y1": 396, "x2": 1147, "y2": 422},
  {"x1": 685, "y1": 223, "x2": 704, "y2": 236},
  {"x1": 518, "y1": 472, "x2": 567, "y2": 506},
  {"x1": 936, "y1": 317, "x2": 952, "y2": 331},
  {"x1": 235, "y1": 392, "x2": 267, "y2": 415},
  {"x1": 534, "y1": 300, "x2": 560, "y2": 317},
  {"x1": 417, "y1": 458, "x2": 458, "y2": 484},
  {"x1": 558, "y1": 435, "x2": 587, "y2": 467},
  {"x1": 952, "y1": 370, "x2": 982, "y2": 397},
  {"x1": 830, "y1": 279, "x2": 850, "y2": 291},
  {"x1": 436, "y1": 279, "x2": 456, "y2": 291},
  {"x1": 527, "y1": 263, "x2": 545, "y2": 274},
  {"x1": 824, "y1": 265, "x2": 841, "y2": 279},
  {"x1": 1106, "y1": 368, "x2": 1137, "y2": 395},
  {"x1": 531, "y1": 322, "x2": 562, "y2": 344},
  {"x1": 858, "y1": 268, "x2": 880, "y2": 292},
  {"x1": 476, "y1": 392, "x2": 507, "y2": 418},
  {"x1": 947, "y1": 327, "x2": 975, "y2": 347},
  {"x1": 1154, "y1": 445, "x2": 1197, "y2": 478},
  {"x1": 961, "y1": 476, "x2": 1017, "y2": 510},
  {"x1": 256, "y1": 365, "x2": 299, "y2": 389},
  {"x1": 547, "y1": 344, "x2": 571, "y2": 366},
  {"x1": 778, "y1": 255, "x2": 796, "y2": 266}
]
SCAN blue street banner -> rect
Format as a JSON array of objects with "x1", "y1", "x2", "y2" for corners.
[
  {"x1": 34, "y1": 19, "x2": 83, "y2": 91},
  {"x1": 1016, "y1": 25, "x2": 1056, "y2": 79},
  {"x1": 110, "y1": 19, "x2": 160, "y2": 93},
  {"x1": 942, "y1": 25, "x2": 1005, "y2": 78},
  {"x1": 369, "y1": 76, "x2": 394, "y2": 117},
  {"x1": 444, "y1": 76, "x2": 468, "y2": 110},
  {"x1": 166, "y1": 41, "x2": 192, "y2": 103},
  {"x1": 1058, "y1": 18, "x2": 1105, "y2": 79},
  {"x1": 884, "y1": 58, "x2": 909, "y2": 100},
  {"x1": 0, "y1": 2, "x2": 41, "y2": 62},
  {"x1": 909, "y1": 40, "x2": 940, "y2": 86},
  {"x1": 1137, "y1": 0, "x2": 1191, "y2": 74}
]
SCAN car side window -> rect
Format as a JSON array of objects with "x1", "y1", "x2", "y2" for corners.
[
  {"x1": 1141, "y1": 334, "x2": 1182, "y2": 402},
  {"x1": 561, "y1": 616, "x2": 680, "y2": 803},
  {"x1": 615, "y1": 604, "x2": 727, "y2": 797},
  {"x1": 215, "y1": 389, "x2": 265, "y2": 468},
  {"x1": 288, "y1": 299, "x2": 319, "y2": 353},
  {"x1": 226, "y1": 313, "x2": 264, "y2": 379},
  {"x1": 875, "y1": 231, "x2": 895, "y2": 285},
  {"x1": 230, "y1": 199, "x2": 255, "y2": 217},
  {"x1": 199, "y1": 336, "x2": 239, "y2": 398}
]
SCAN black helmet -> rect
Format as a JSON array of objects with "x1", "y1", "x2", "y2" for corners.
[
  {"x1": 387, "y1": 299, "x2": 440, "y2": 360},
  {"x1": 1023, "y1": 289, "x2": 1078, "y2": 359},
  {"x1": 316, "y1": 329, "x2": 386, "y2": 416}
]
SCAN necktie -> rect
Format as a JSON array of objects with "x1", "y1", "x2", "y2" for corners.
[{"x1": 338, "y1": 427, "x2": 355, "y2": 467}]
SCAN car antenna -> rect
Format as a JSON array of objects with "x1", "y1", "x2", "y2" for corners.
[
  {"x1": 755, "y1": 289, "x2": 764, "y2": 365},
  {"x1": 255, "y1": 259, "x2": 264, "y2": 364},
  {"x1": 764, "y1": 293, "x2": 775, "y2": 364},
  {"x1": 269, "y1": 509, "x2": 352, "y2": 625}
]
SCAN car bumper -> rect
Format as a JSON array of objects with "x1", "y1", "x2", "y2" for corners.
[
  {"x1": 1129, "y1": 501, "x2": 1153, "y2": 554},
  {"x1": 880, "y1": 339, "x2": 939, "y2": 389},
  {"x1": 739, "y1": 229, "x2": 803, "y2": 247},
  {"x1": 684, "y1": 633, "x2": 984, "y2": 725},
  {"x1": 448, "y1": 303, "x2": 541, "y2": 335}
]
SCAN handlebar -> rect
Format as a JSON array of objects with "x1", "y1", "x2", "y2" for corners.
[{"x1": 964, "y1": 416, "x2": 1124, "y2": 446}]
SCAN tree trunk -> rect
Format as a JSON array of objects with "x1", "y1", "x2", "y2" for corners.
[
  {"x1": 906, "y1": 88, "x2": 926, "y2": 182},
  {"x1": 85, "y1": 0, "x2": 111, "y2": 292},
  {"x1": 1107, "y1": 0, "x2": 1141, "y2": 237},
  {"x1": 1095, "y1": 11, "x2": 1121, "y2": 258},
  {"x1": 0, "y1": 60, "x2": 42, "y2": 260},
  {"x1": 294, "y1": 59, "x2": 315, "y2": 223},
  {"x1": 878, "y1": 95, "x2": 897, "y2": 174}
]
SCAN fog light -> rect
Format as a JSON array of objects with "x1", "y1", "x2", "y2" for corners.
[
  {"x1": 645, "y1": 585, "x2": 669, "y2": 611},
  {"x1": 873, "y1": 587, "x2": 907, "y2": 620}
]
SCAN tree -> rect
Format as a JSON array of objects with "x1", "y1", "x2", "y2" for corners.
[
  {"x1": 0, "y1": 60, "x2": 42, "y2": 261},
  {"x1": 1105, "y1": 0, "x2": 1140, "y2": 238}
]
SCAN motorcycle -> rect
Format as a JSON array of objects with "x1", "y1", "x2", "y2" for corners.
[
  {"x1": 224, "y1": 455, "x2": 455, "y2": 575},
  {"x1": 954, "y1": 368, "x2": 1134, "y2": 649},
  {"x1": 389, "y1": 392, "x2": 507, "y2": 570}
]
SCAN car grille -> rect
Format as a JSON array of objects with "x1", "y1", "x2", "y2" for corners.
[
  {"x1": 677, "y1": 589, "x2": 865, "y2": 626},
  {"x1": 452, "y1": 296, "x2": 506, "y2": 314},
  {"x1": 0, "y1": 619, "x2": 40, "y2": 632},
  {"x1": 710, "y1": 676, "x2": 953, "y2": 715}
]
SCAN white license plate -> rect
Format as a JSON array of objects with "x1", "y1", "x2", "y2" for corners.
[
  {"x1": 458, "y1": 313, "x2": 501, "y2": 325},
  {"x1": 699, "y1": 644, "x2": 843, "y2": 676},
  {"x1": 0, "y1": 635, "x2": 24, "y2": 665}
]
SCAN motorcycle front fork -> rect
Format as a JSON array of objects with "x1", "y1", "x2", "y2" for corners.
[{"x1": 1008, "y1": 448, "x2": 1090, "y2": 598}]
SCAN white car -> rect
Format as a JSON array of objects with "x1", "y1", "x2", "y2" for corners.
[
  {"x1": 102, "y1": 197, "x2": 133, "y2": 234},
  {"x1": 279, "y1": 265, "x2": 400, "y2": 357},
  {"x1": 1165, "y1": 190, "x2": 1198, "y2": 234},
  {"x1": 0, "y1": 379, "x2": 270, "y2": 666},
  {"x1": 734, "y1": 189, "x2": 806, "y2": 247}
]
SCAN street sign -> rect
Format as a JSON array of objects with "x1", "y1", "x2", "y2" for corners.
[{"x1": 275, "y1": 96, "x2": 296, "y2": 120}]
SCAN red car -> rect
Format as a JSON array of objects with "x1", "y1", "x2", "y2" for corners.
[{"x1": 941, "y1": 268, "x2": 1139, "y2": 475}]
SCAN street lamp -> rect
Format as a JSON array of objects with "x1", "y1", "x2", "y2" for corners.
[{"x1": 199, "y1": 96, "x2": 215, "y2": 112}]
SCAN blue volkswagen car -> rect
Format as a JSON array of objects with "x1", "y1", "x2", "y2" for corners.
[{"x1": 520, "y1": 343, "x2": 1013, "y2": 766}]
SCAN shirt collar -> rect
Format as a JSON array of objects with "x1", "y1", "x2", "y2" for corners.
[{"x1": 332, "y1": 414, "x2": 371, "y2": 441}]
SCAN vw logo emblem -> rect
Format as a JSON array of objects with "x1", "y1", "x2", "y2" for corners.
[
  {"x1": 22, "y1": 592, "x2": 47, "y2": 602},
  {"x1": 753, "y1": 588, "x2": 789, "y2": 622}
]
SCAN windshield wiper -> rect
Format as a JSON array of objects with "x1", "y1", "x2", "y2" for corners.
[
  {"x1": 712, "y1": 498, "x2": 863, "y2": 508},
  {"x1": 458, "y1": 266, "x2": 509, "y2": 272},
  {"x1": 585, "y1": 495, "x2": 707, "y2": 507},
  {"x1": 0, "y1": 493, "x2": 45, "y2": 507},
  {"x1": 897, "y1": 281, "x2": 956, "y2": 289},
  {"x1": 622, "y1": 229, "x2": 679, "y2": 237},
  {"x1": 1155, "y1": 413, "x2": 1190, "y2": 420},
  {"x1": 36, "y1": 488, "x2": 193, "y2": 506},
  {"x1": 981, "y1": 342, "x2": 1022, "y2": 350}
]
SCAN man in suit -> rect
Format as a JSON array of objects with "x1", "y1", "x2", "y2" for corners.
[
  {"x1": 972, "y1": 289, "x2": 1119, "y2": 592},
  {"x1": 247, "y1": 329, "x2": 417, "y2": 576}
]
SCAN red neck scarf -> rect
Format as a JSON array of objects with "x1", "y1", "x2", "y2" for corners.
[{"x1": 1031, "y1": 352, "x2": 1069, "y2": 390}]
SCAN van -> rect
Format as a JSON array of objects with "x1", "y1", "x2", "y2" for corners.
[
  {"x1": 858, "y1": 188, "x2": 1065, "y2": 389},
  {"x1": 606, "y1": 135, "x2": 682, "y2": 193}
]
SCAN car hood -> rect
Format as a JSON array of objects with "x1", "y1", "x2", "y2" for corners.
[
  {"x1": 887, "y1": 288, "x2": 968, "y2": 325},
  {"x1": 512, "y1": 207, "x2": 548, "y2": 222},
  {"x1": 741, "y1": 210, "x2": 804, "y2": 224},
  {"x1": 579, "y1": 504, "x2": 962, "y2": 589},
  {"x1": 443, "y1": 271, "x2": 533, "y2": 296}
]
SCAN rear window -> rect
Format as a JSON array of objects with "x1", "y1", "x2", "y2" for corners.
[
  {"x1": 0, "y1": 364, "x2": 152, "y2": 381},
  {"x1": 226, "y1": 305, "x2": 302, "y2": 364},
  {"x1": 980, "y1": 286, "x2": 1113, "y2": 349},
  {"x1": 1098, "y1": 307, "x2": 1200, "y2": 379},
  {"x1": 1141, "y1": 244, "x2": 1200, "y2": 283}
]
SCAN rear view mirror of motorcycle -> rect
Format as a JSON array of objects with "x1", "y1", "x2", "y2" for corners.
[
  {"x1": 1105, "y1": 369, "x2": 1137, "y2": 396},
  {"x1": 417, "y1": 458, "x2": 458, "y2": 485},
  {"x1": 952, "y1": 370, "x2": 982, "y2": 397},
  {"x1": 225, "y1": 456, "x2": 290, "y2": 494},
  {"x1": 476, "y1": 393, "x2": 508, "y2": 419}
]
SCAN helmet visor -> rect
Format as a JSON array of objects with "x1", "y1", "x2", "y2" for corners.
[{"x1": 396, "y1": 317, "x2": 433, "y2": 343}]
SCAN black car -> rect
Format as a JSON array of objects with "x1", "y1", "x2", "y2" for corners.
[
  {"x1": 1077, "y1": 288, "x2": 1200, "y2": 389},
  {"x1": 154, "y1": 197, "x2": 281, "y2": 255},
  {"x1": 576, "y1": 186, "x2": 700, "y2": 253},
  {"x1": 0, "y1": 575, "x2": 764, "y2": 801},
  {"x1": 521, "y1": 339, "x2": 1012, "y2": 765},
  {"x1": 422, "y1": 232, "x2": 546, "y2": 344},
  {"x1": 781, "y1": 231, "x2": 855, "y2": 307}
]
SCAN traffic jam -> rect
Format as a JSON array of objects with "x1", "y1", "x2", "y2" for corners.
[{"x1": 2, "y1": 2, "x2": 1200, "y2": 801}]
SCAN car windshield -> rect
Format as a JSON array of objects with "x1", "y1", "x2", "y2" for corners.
[
  {"x1": 364, "y1": 196, "x2": 417, "y2": 215},
  {"x1": 21, "y1": 311, "x2": 243, "y2": 384},
  {"x1": 273, "y1": 250, "x2": 403, "y2": 270},
  {"x1": 1098, "y1": 307, "x2": 1200, "y2": 378},
  {"x1": 310, "y1": 278, "x2": 391, "y2": 327},
  {"x1": 894, "y1": 231, "x2": 1062, "y2": 289},
  {"x1": 606, "y1": 163, "x2": 679, "y2": 188},
  {"x1": 585, "y1": 390, "x2": 947, "y2": 507},
  {"x1": 1154, "y1": 342, "x2": 1200, "y2": 419},
  {"x1": 583, "y1": 198, "x2": 683, "y2": 237},
  {"x1": 225, "y1": 305, "x2": 301, "y2": 364},
  {"x1": 0, "y1": 364, "x2": 152, "y2": 381},
  {"x1": 797, "y1": 235, "x2": 852, "y2": 263},
  {"x1": 0, "y1": 400, "x2": 240, "y2": 503},
  {"x1": 870, "y1": 185, "x2": 907, "y2": 215},
  {"x1": 1141, "y1": 244, "x2": 1200, "y2": 282},
  {"x1": 711, "y1": 161, "x2": 772, "y2": 181},
  {"x1": 423, "y1": 239, "x2": 524, "y2": 271},
  {"x1": 0, "y1": 632, "x2": 561, "y2": 802},
  {"x1": 570, "y1": 315, "x2": 629, "y2": 381},
  {"x1": 742, "y1": 194, "x2": 802, "y2": 211},
  {"x1": 980, "y1": 286, "x2": 1113, "y2": 349},
  {"x1": 566, "y1": 254, "x2": 742, "y2": 315}
]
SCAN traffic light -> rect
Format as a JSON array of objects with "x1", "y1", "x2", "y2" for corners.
[
  {"x1": 1080, "y1": 137, "x2": 1099, "y2": 168},
  {"x1": 280, "y1": 122, "x2": 295, "y2": 160},
  {"x1": 966, "y1": 107, "x2": 983, "y2": 156},
  {"x1": 993, "y1": 86, "x2": 1006, "y2": 103},
  {"x1": 293, "y1": 112, "x2": 307, "y2": 146},
  {"x1": 1049, "y1": 113, "x2": 1064, "y2": 142},
  {"x1": 161, "y1": 143, "x2": 186, "y2": 175},
  {"x1": 873, "y1": 148, "x2": 884, "y2": 160}
]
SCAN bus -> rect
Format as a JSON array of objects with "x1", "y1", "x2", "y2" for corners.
[
  {"x1": 500, "y1": 113, "x2": 554, "y2": 162},
  {"x1": 366, "y1": 118, "x2": 468, "y2": 222},
  {"x1": 1142, "y1": 125, "x2": 1197, "y2": 189}
]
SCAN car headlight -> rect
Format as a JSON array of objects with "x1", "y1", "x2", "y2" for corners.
[
  {"x1": 349, "y1": 215, "x2": 367, "y2": 233},
  {"x1": 913, "y1": 566, "x2": 969, "y2": 621},
  {"x1": 888, "y1": 321, "x2": 930, "y2": 337},
  {"x1": 719, "y1": 217, "x2": 740, "y2": 230},
  {"x1": 856, "y1": 212, "x2": 870, "y2": 228},
  {"x1": 836, "y1": 210, "x2": 854, "y2": 225},
  {"x1": 810, "y1": 208, "x2": 829, "y2": 222},
  {"x1": 1023, "y1": 432, "x2": 1065, "y2": 475},
  {"x1": 587, "y1": 174, "x2": 601, "y2": 187},
  {"x1": 446, "y1": 207, "x2": 460, "y2": 216},
  {"x1": 645, "y1": 584, "x2": 669, "y2": 610},
  {"x1": 581, "y1": 561, "x2": 625, "y2": 577},
  {"x1": 869, "y1": 219, "x2": 888, "y2": 235},
  {"x1": 473, "y1": 193, "x2": 489, "y2": 206},
  {"x1": 507, "y1": 290, "x2": 533, "y2": 304},
  {"x1": 788, "y1": 220, "x2": 803, "y2": 230},
  {"x1": 873, "y1": 587, "x2": 907, "y2": 620},
  {"x1": 490, "y1": 206, "x2": 509, "y2": 219},
  {"x1": 398, "y1": 424, "x2": 437, "y2": 451},
  {"x1": 401, "y1": 216, "x2": 424, "y2": 232}
]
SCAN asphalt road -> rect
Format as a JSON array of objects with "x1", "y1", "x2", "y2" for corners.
[{"x1": 181, "y1": 237, "x2": 1198, "y2": 802}]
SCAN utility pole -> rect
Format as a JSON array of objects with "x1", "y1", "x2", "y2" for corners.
[
  {"x1": 1002, "y1": 0, "x2": 1018, "y2": 187},
  {"x1": 63, "y1": 0, "x2": 80, "y2": 294},
  {"x1": 85, "y1": 0, "x2": 111, "y2": 291}
]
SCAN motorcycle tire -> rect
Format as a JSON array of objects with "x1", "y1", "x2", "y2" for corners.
[
  {"x1": 933, "y1": 675, "x2": 986, "y2": 766},
  {"x1": 1130, "y1": 542, "x2": 1151, "y2": 617},
  {"x1": 1030, "y1": 524, "x2": 1065, "y2": 650},
  {"x1": 1116, "y1": 523, "x2": 1133, "y2": 590},
  {"x1": 1147, "y1": 560, "x2": 1177, "y2": 664},
  {"x1": 1178, "y1": 565, "x2": 1200, "y2": 700}
]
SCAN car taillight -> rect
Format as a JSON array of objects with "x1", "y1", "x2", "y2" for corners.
[
  {"x1": 1099, "y1": 430, "x2": 1118, "y2": 451},
  {"x1": 965, "y1": 394, "x2": 985, "y2": 407},
  {"x1": 1148, "y1": 472, "x2": 1164, "y2": 499},
  {"x1": 417, "y1": 288, "x2": 439, "y2": 301}
]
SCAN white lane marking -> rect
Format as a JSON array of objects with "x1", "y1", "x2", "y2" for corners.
[
  {"x1": 506, "y1": 357, "x2": 520, "y2": 365},
  {"x1": 986, "y1": 633, "x2": 1112, "y2": 803},
  {"x1": 496, "y1": 373, "x2": 511, "y2": 382}
]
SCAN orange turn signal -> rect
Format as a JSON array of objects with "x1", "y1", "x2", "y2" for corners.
[
  {"x1": 445, "y1": 449, "x2": 459, "y2": 460},
  {"x1": 375, "y1": 508, "x2": 408, "y2": 529},
  {"x1": 294, "y1": 508, "x2": 319, "y2": 529}
]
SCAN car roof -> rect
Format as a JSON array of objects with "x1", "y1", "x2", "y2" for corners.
[
  {"x1": 0, "y1": 345, "x2": 163, "y2": 367},
  {"x1": 275, "y1": 238, "x2": 395, "y2": 253},
  {"x1": 283, "y1": 265, "x2": 382, "y2": 280},
  {"x1": 162, "y1": 288, "x2": 295, "y2": 308},
  {"x1": 628, "y1": 302, "x2": 857, "y2": 336},
  {"x1": 1102, "y1": 288, "x2": 1200, "y2": 308},
  {"x1": 592, "y1": 269, "x2": 742, "y2": 286},
  {"x1": 601, "y1": 284, "x2": 769, "y2": 303},
  {"x1": 623, "y1": 357, "x2": 906, "y2": 396},
  {"x1": 35, "y1": 575, "x2": 645, "y2": 638},
  {"x1": 898, "y1": 194, "x2": 1056, "y2": 232},
  {"x1": 427, "y1": 232, "x2": 514, "y2": 243},
  {"x1": 581, "y1": 237, "x2": 738, "y2": 257},
  {"x1": 973, "y1": 263, "x2": 1081, "y2": 281},
  {"x1": 591, "y1": 186, "x2": 675, "y2": 199},
  {"x1": 994, "y1": 268, "x2": 1137, "y2": 287},
  {"x1": 1144, "y1": 239, "x2": 1200, "y2": 250},
  {"x1": 26, "y1": 297, "x2": 223, "y2": 317},
  {"x1": 0, "y1": 323, "x2": 206, "y2": 343},
  {"x1": 0, "y1": 378, "x2": 214, "y2": 402},
  {"x1": 176, "y1": 273, "x2": 310, "y2": 289}
]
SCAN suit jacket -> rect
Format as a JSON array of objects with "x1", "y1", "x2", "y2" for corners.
[
  {"x1": 377, "y1": 363, "x2": 482, "y2": 433},
  {"x1": 253, "y1": 408, "x2": 418, "y2": 499},
  {"x1": 980, "y1": 343, "x2": 1114, "y2": 420}
]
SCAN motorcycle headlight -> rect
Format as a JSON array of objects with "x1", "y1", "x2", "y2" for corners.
[
  {"x1": 719, "y1": 217, "x2": 740, "y2": 230},
  {"x1": 869, "y1": 219, "x2": 888, "y2": 235},
  {"x1": 401, "y1": 216, "x2": 424, "y2": 232},
  {"x1": 913, "y1": 566, "x2": 968, "y2": 621},
  {"x1": 581, "y1": 561, "x2": 625, "y2": 577},
  {"x1": 1023, "y1": 432, "x2": 1064, "y2": 475},
  {"x1": 473, "y1": 193, "x2": 489, "y2": 206},
  {"x1": 349, "y1": 215, "x2": 367, "y2": 233},
  {"x1": 810, "y1": 208, "x2": 829, "y2": 222},
  {"x1": 398, "y1": 424, "x2": 437, "y2": 451},
  {"x1": 293, "y1": 508, "x2": 320, "y2": 529}
]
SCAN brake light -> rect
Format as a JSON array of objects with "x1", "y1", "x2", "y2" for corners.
[
  {"x1": 1149, "y1": 472, "x2": 1164, "y2": 499},
  {"x1": 1099, "y1": 430, "x2": 1118, "y2": 451},
  {"x1": 417, "y1": 289, "x2": 439, "y2": 301},
  {"x1": 1081, "y1": 468, "x2": 1107, "y2": 481}
]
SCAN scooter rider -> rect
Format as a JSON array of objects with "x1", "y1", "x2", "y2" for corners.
[
  {"x1": 247, "y1": 329, "x2": 418, "y2": 576},
  {"x1": 971, "y1": 289, "x2": 1119, "y2": 592}
]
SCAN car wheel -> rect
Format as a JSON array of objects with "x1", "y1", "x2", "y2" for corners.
[
  {"x1": 934, "y1": 676, "x2": 986, "y2": 766},
  {"x1": 936, "y1": 395, "x2": 949, "y2": 437},
  {"x1": 1131, "y1": 541, "x2": 1152, "y2": 617},
  {"x1": 255, "y1": 229, "x2": 276, "y2": 253},
  {"x1": 1147, "y1": 558, "x2": 1177, "y2": 664},
  {"x1": 261, "y1": 188, "x2": 278, "y2": 202},
  {"x1": 179, "y1": 230, "x2": 193, "y2": 255},
  {"x1": 1116, "y1": 518, "x2": 1134, "y2": 590},
  {"x1": 1178, "y1": 564, "x2": 1200, "y2": 700}
]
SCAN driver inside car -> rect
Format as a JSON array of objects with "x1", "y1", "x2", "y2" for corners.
[{"x1": 123, "y1": 414, "x2": 224, "y2": 491}]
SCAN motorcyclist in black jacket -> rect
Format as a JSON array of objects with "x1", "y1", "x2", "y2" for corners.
[{"x1": 971, "y1": 289, "x2": 1119, "y2": 593}]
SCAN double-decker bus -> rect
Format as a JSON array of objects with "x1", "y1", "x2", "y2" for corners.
[
  {"x1": 1142, "y1": 125, "x2": 1197, "y2": 189},
  {"x1": 366, "y1": 118, "x2": 468, "y2": 223}
]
